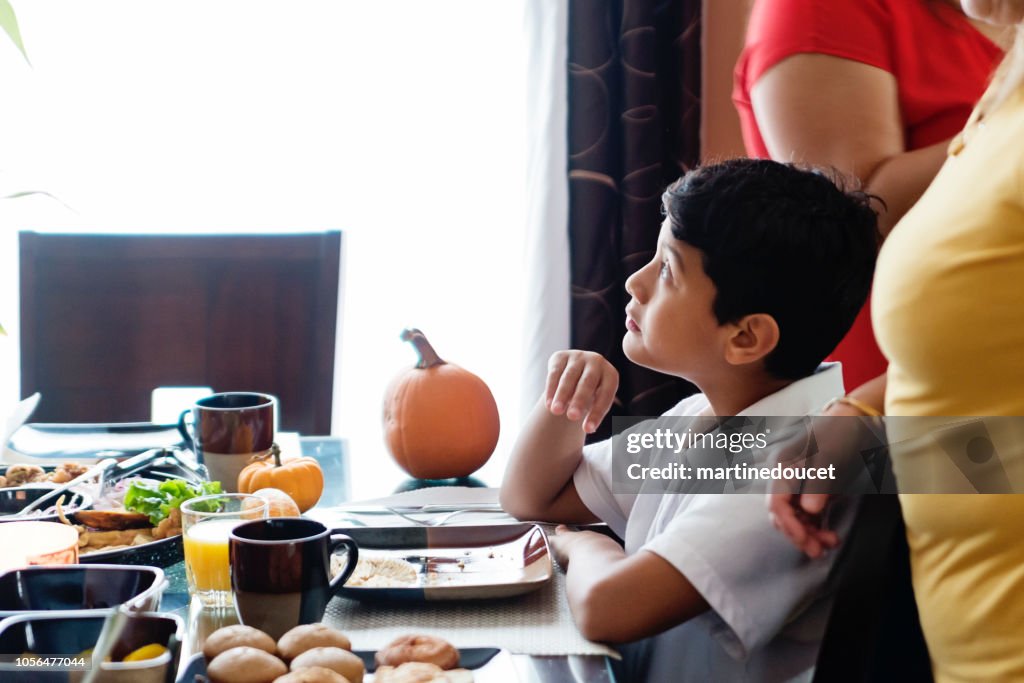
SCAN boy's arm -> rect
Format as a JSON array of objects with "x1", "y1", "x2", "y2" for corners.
[
  {"x1": 499, "y1": 350, "x2": 618, "y2": 524},
  {"x1": 551, "y1": 527, "x2": 709, "y2": 643},
  {"x1": 499, "y1": 398, "x2": 599, "y2": 523}
]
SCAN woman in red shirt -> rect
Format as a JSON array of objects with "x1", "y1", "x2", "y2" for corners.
[{"x1": 733, "y1": 0, "x2": 1005, "y2": 390}]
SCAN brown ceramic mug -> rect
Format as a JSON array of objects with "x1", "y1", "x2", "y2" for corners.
[
  {"x1": 229, "y1": 518, "x2": 359, "y2": 640},
  {"x1": 178, "y1": 392, "x2": 276, "y2": 492}
]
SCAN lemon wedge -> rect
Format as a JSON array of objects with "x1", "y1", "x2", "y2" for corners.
[{"x1": 123, "y1": 643, "x2": 167, "y2": 662}]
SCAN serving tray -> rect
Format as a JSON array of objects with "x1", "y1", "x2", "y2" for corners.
[{"x1": 178, "y1": 647, "x2": 513, "y2": 683}]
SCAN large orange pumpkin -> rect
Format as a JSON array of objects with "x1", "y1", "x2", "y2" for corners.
[
  {"x1": 383, "y1": 329, "x2": 500, "y2": 479},
  {"x1": 237, "y1": 445, "x2": 324, "y2": 512}
]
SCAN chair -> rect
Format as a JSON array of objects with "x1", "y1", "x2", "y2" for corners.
[
  {"x1": 812, "y1": 496, "x2": 933, "y2": 682},
  {"x1": 19, "y1": 231, "x2": 341, "y2": 435}
]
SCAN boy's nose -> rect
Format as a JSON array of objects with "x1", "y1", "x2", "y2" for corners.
[{"x1": 625, "y1": 268, "x2": 646, "y2": 302}]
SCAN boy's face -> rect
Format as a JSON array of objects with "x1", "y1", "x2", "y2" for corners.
[{"x1": 623, "y1": 218, "x2": 729, "y2": 380}]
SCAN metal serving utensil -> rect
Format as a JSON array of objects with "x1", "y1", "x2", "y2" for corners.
[{"x1": 2, "y1": 458, "x2": 118, "y2": 519}]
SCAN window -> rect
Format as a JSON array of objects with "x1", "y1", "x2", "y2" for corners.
[{"x1": 0, "y1": 1, "x2": 527, "y2": 496}]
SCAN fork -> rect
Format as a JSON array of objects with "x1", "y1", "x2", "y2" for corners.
[{"x1": 384, "y1": 506, "x2": 510, "y2": 527}]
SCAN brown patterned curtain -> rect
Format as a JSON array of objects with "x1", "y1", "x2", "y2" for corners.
[{"x1": 568, "y1": 0, "x2": 702, "y2": 439}]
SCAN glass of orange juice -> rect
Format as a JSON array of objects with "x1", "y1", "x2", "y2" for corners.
[{"x1": 181, "y1": 493, "x2": 268, "y2": 607}]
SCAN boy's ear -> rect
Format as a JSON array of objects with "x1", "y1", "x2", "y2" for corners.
[{"x1": 723, "y1": 313, "x2": 780, "y2": 367}]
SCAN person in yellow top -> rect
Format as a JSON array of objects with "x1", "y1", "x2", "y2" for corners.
[{"x1": 770, "y1": 1, "x2": 1024, "y2": 680}]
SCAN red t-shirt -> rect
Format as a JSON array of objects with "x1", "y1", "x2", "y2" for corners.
[{"x1": 733, "y1": 0, "x2": 1003, "y2": 391}]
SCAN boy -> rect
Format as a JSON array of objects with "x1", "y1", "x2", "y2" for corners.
[{"x1": 500, "y1": 159, "x2": 878, "y2": 682}]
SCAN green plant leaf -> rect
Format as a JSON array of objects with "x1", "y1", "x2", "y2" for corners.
[
  {"x1": 0, "y1": 323, "x2": 6, "y2": 336},
  {"x1": 124, "y1": 478, "x2": 225, "y2": 524},
  {"x1": 0, "y1": 0, "x2": 29, "y2": 63}
]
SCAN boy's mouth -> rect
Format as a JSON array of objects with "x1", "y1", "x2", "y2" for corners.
[{"x1": 625, "y1": 309, "x2": 641, "y2": 333}]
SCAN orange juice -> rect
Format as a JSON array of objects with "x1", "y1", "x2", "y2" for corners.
[{"x1": 183, "y1": 518, "x2": 239, "y2": 593}]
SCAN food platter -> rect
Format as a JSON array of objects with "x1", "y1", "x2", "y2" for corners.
[
  {"x1": 0, "y1": 450, "x2": 209, "y2": 568},
  {"x1": 332, "y1": 523, "x2": 552, "y2": 601}
]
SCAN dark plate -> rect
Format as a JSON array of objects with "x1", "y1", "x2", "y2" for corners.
[
  {"x1": 0, "y1": 485, "x2": 93, "y2": 523},
  {"x1": 178, "y1": 647, "x2": 508, "y2": 683},
  {"x1": 335, "y1": 523, "x2": 552, "y2": 601},
  {"x1": 0, "y1": 564, "x2": 166, "y2": 617},
  {"x1": 80, "y1": 534, "x2": 184, "y2": 568}
]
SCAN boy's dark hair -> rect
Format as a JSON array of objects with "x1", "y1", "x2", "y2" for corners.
[{"x1": 663, "y1": 158, "x2": 879, "y2": 380}]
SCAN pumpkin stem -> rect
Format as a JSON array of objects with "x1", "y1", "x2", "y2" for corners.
[
  {"x1": 401, "y1": 328, "x2": 446, "y2": 368},
  {"x1": 271, "y1": 442, "x2": 282, "y2": 467}
]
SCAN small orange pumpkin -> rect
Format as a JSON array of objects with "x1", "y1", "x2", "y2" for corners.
[
  {"x1": 382, "y1": 328, "x2": 500, "y2": 479},
  {"x1": 237, "y1": 445, "x2": 324, "y2": 512}
]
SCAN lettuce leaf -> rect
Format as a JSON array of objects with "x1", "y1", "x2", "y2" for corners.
[{"x1": 124, "y1": 479, "x2": 223, "y2": 524}]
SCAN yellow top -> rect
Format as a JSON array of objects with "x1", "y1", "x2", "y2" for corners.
[{"x1": 873, "y1": 83, "x2": 1024, "y2": 682}]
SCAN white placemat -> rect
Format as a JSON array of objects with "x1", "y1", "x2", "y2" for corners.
[{"x1": 324, "y1": 565, "x2": 619, "y2": 659}]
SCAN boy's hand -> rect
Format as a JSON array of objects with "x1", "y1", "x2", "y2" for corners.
[
  {"x1": 546, "y1": 350, "x2": 618, "y2": 434},
  {"x1": 548, "y1": 524, "x2": 621, "y2": 569}
]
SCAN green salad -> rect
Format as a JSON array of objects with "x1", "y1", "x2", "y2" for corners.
[{"x1": 124, "y1": 479, "x2": 223, "y2": 524}]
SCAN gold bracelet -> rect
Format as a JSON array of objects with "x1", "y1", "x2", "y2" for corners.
[{"x1": 824, "y1": 395, "x2": 884, "y2": 418}]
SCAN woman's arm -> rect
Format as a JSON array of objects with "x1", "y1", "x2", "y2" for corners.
[
  {"x1": 845, "y1": 373, "x2": 887, "y2": 414},
  {"x1": 751, "y1": 53, "x2": 949, "y2": 236},
  {"x1": 767, "y1": 373, "x2": 888, "y2": 557},
  {"x1": 550, "y1": 527, "x2": 709, "y2": 643}
]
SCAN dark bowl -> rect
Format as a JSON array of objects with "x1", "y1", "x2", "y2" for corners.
[
  {"x1": 0, "y1": 610, "x2": 183, "y2": 682},
  {"x1": 0, "y1": 485, "x2": 93, "y2": 523},
  {"x1": 0, "y1": 564, "x2": 166, "y2": 617}
]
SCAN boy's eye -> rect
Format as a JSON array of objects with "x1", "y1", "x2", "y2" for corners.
[{"x1": 659, "y1": 259, "x2": 671, "y2": 280}]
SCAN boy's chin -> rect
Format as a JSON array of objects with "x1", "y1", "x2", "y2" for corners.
[
  {"x1": 622, "y1": 334, "x2": 640, "y2": 362},
  {"x1": 623, "y1": 337, "x2": 696, "y2": 381},
  {"x1": 622, "y1": 337, "x2": 658, "y2": 372}
]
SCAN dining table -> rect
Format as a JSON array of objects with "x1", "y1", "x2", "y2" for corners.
[{"x1": 162, "y1": 435, "x2": 619, "y2": 683}]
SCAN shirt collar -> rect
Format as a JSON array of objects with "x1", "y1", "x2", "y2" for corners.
[{"x1": 737, "y1": 362, "x2": 844, "y2": 417}]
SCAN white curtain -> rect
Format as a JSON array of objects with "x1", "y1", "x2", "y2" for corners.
[{"x1": 520, "y1": 0, "x2": 571, "y2": 419}]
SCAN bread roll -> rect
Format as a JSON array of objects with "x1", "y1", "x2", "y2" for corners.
[
  {"x1": 277, "y1": 623, "x2": 352, "y2": 661},
  {"x1": 207, "y1": 646, "x2": 288, "y2": 683},
  {"x1": 374, "y1": 635, "x2": 459, "y2": 670},
  {"x1": 290, "y1": 647, "x2": 364, "y2": 683},
  {"x1": 204, "y1": 625, "x2": 278, "y2": 661},
  {"x1": 273, "y1": 666, "x2": 350, "y2": 683},
  {"x1": 374, "y1": 663, "x2": 474, "y2": 683}
]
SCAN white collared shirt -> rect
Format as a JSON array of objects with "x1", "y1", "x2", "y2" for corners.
[{"x1": 574, "y1": 363, "x2": 852, "y2": 683}]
